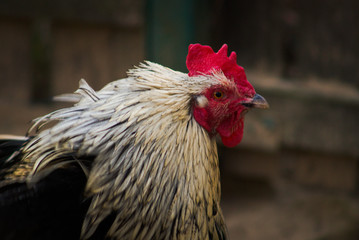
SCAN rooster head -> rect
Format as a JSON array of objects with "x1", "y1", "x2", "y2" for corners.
[{"x1": 187, "y1": 44, "x2": 268, "y2": 147}]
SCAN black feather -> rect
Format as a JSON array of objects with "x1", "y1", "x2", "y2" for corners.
[
  {"x1": 0, "y1": 138, "x2": 28, "y2": 170},
  {"x1": 0, "y1": 138, "x2": 95, "y2": 240},
  {"x1": 0, "y1": 166, "x2": 89, "y2": 240}
]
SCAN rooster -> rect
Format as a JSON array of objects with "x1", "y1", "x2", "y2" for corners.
[{"x1": 0, "y1": 44, "x2": 268, "y2": 240}]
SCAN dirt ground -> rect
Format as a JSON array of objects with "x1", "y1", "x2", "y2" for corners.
[{"x1": 221, "y1": 173, "x2": 359, "y2": 240}]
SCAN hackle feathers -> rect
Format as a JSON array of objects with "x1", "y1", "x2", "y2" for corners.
[{"x1": 21, "y1": 61, "x2": 228, "y2": 239}]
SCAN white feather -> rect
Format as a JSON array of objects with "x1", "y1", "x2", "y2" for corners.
[{"x1": 22, "y1": 61, "x2": 227, "y2": 240}]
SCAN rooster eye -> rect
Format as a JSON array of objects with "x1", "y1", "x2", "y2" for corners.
[{"x1": 213, "y1": 91, "x2": 223, "y2": 99}]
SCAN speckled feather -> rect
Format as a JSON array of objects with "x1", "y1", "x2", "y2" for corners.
[{"x1": 21, "y1": 62, "x2": 229, "y2": 239}]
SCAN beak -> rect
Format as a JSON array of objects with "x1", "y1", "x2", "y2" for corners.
[{"x1": 241, "y1": 93, "x2": 269, "y2": 109}]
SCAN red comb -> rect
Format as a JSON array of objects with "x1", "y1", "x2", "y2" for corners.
[{"x1": 186, "y1": 44, "x2": 255, "y2": 95}]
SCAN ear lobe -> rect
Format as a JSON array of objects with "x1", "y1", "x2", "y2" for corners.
[{"x1": 195, "y1": 95, "x2": 208, "y2": 108}]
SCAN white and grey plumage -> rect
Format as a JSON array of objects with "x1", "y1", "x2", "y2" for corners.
[{"x1": 0, "y1": 44, "x2": 268, "y2": 240}]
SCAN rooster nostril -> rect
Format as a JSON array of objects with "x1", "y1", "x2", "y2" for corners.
[{"x1": 240, "y1": 94, "x2": 269, "y2": 109}]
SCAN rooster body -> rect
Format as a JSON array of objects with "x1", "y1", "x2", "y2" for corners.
[{"x1": 0, "y1": 44, "x2": 268, "y2": 239}]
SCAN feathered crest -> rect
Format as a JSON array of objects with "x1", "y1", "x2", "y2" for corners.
[{"x1": 186, "y1": 44, "x2": 255, "y2": 96}]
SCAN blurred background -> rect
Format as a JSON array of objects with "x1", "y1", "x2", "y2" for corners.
[{"x1": 0, "y1": 0, "x2": 359, "y2": 239}]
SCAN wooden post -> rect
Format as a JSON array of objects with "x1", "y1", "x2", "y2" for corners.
[
  {"x1": 30, "y1": 18, "x2": 52, "y2": 103},
  {"x1": 145, "y1": 0, "x2": 212, "y2": 72}
]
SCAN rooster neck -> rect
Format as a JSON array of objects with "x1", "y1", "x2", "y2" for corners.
[
  {"x1": 80, "y1": 109, "x2": 223, "y2": 239},
  {"x1": 153, "y1": 117, "x2": 221, "y2": 204},
  {"x1": 23, "y1": 62, "x2": 227, "y2": 239}
]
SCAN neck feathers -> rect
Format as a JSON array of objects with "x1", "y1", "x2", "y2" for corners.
[{"x1": 22, "y1": 61, "x2": 223, "y2": 239}]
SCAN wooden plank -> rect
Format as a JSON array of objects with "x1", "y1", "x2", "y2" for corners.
[
  {"x1": 30, "y1": 18, "x2": 52, "y2": 103},
  {"x1": 0, "y1": 0, "x2": 143, "y2": 28},
  {"x1": 145, "y1": 0, "x2": 212, "y2": 72}
]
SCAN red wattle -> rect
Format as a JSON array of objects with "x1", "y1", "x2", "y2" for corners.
[
  {"x1": 216, "y1": 118, "x2": 244, "y2": 147},
  {"x1": 220, "y1": 127, "x2": 244, "y2": 147}
]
